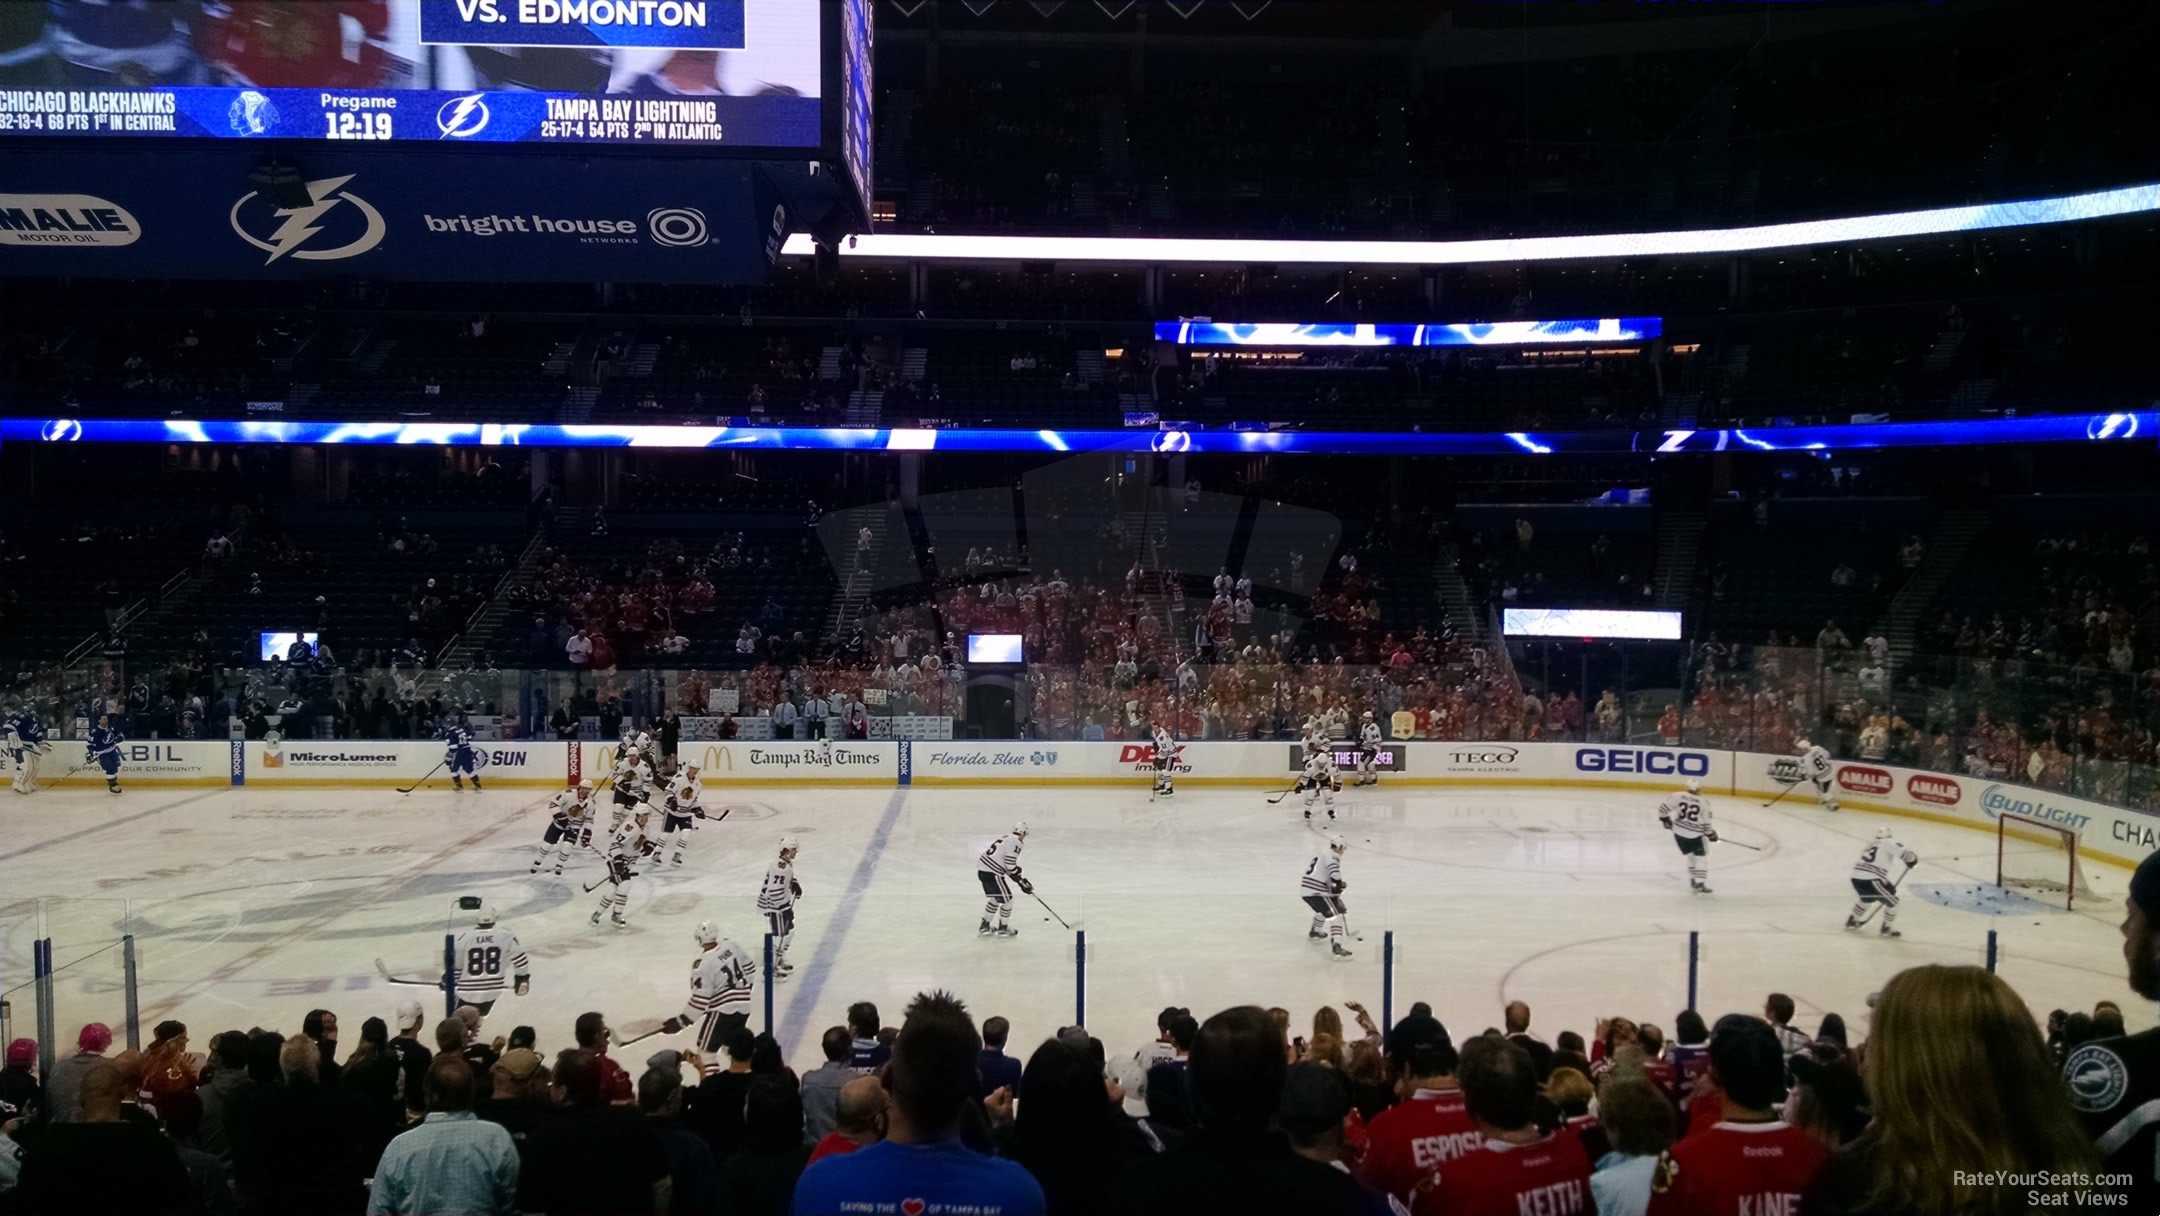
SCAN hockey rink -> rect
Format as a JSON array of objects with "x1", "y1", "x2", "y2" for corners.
[{"x1": 0, "y1": 781, "x2": 2138, "y2": 1063}]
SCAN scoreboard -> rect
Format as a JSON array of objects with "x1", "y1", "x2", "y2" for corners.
[{"x1": 0, "y1": 0, "x2": 832, "y2": 150}]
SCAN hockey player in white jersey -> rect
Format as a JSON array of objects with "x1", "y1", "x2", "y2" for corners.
[
  {"x1": 1300, "y1": 749, "x2": 1341, "y2": 821},
  {"x1": 1354, "y1": 712, "x2": 1384, "y2": 786},
  {"x1": 757, "y1": 837, "x2": 803, "y2": 978},
  {"x1": 662, "y1": 762, "x2": 706, "y2": 867},
  {"x1": 1657, "y1": 778, "x2": 1718, "y2": 894},
  {"x1": 977, "y1": 822, "x2": 1031, "y2": 938},
  {"x1": 1797, "y1": 738, "x2": 1838, "y2": 812},
  {"x1": 451, "y1": 902, "x2": 530, "y2": 1017},
  {"x1": 1845, "y1": 827, "x2": 1918, "y2": 937},
  {"x1": 592, "y1": 804, "x2": 661, "y2": 928},
  {"x1": 607, "y1": 745, "x2": 655, "y2": 831},
  {"x1": 1300, "y1": 833, "x2": 1354, "y2": 959},
  {"x1": 531, "y1": 781, "x2": 597, "y2": 875},
  {"x1": 1149, "y1": 723, "x2": 1177, "y2": 798},
  {"x1": 619, "y1": 724, "x2": 654, "y2": 759},
  {"x1": 659, "y1": 922, "x2": 756, "y2": 1072}
]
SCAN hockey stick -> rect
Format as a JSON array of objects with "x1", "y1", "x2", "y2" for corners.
[
  {"x1": 616, "y1": 1024, "x2": 670, "y2": 1047},
  {"x1": 1760, "y1": 782, "x2": 1797, "y2": 809},
  {"x1": 398, "y1": 760, "x2": 447, "y2": 796},
  {"x1": 373, "y1": 958, "x2": 442, "y2": 989},
  {"x1": 1715, "y1": 836, "x2": 1763, "y2": 852},
  {"x1": 1029, "y1": 889, "x2": 1071, "y2": 930},
  {"x1": 1266, "y1": 782, "x2": 1304, "y2": 805},
  {"x1": 38, "y1": 760, "x2": 92, "y2": 788}
]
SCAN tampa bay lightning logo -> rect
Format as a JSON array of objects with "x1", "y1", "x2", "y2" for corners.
[
  {"x1": 228, "y1": 90, "x2": 276, "y2": 136},
  {"x1": 2064, "y1": 1043, "x2": 2128, "y2": 1111},
  {"x1": 40, "y1": 419, "x2": 82, "y2": 442},
  {"x1": 1149, "y1": 430, "x2": 1192, "y2": 453},
  {"x1": 2087, "y1": 413, "x2": 2139, "y2": 441},
  {"x1": 436, "y1": 94, "x2": 491, "y2": 139}
]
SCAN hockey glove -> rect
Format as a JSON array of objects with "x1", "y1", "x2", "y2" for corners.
[
  {"x1": 1016, "y1": 877, "x2": 1035, "y2": 895},
  {"x1": 1706, "y1": 830, "x2": 1719, "y2": 842},
  {"x1": 1658, "y1": 816, "x2": 1673, "y2": 832},
  {"x1": 660, "y1": 1016, "x2": 686, "y2": 1035},
  {"x1": 790, "y1": 879, "x2": 803, "y2": 899},
  {"x1": 1333, "y1": 879, "x2": 1347, "y2": 893},
  {"x1": 514, "y1": 977, "x2": 530, "y2": 996}
]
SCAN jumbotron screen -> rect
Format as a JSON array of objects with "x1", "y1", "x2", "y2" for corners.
[{"x1": 0, "y1": 0, "x2": 824, "y2": 147}]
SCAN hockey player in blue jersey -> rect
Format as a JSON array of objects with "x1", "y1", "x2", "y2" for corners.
[
  {"x1": 86, "y1": 715, "x2": 124, "y2": 795},
  {"x1": 8, "y1": 708, "x2": 48, "y2": 795},
  {"x1": 445, "y1": 716, "x2": 481, "y2": 790}
]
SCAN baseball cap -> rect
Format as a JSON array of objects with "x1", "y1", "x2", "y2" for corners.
[
  {"x1": 1277, "y1": 1062, "x2": 1352, "y2": 1138},
  {"x1": 396, "y1": 1000, "x2": 425, "y2": 1030},
  {"x1": 492, "y1": 1048, "x2": 543, "y2": 1083},
  {"x1": 4, "y1": 1039, "x2": 34, "y2": 1067},
  {"x1": 77, "y1": 1023, "x2": 113, "y2": 1053},
  {"x1": 1109, "y1": 1053, "x2": 1151, "y2": 1118}
]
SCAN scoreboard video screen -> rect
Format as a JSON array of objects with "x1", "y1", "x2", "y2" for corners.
[{"x1": 0, "y1": 0, "x2": 825, "y2": 148}]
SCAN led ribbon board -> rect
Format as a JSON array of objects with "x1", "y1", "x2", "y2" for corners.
[
  {"x1": 784, "y1": 181, "x2": 2160, "y2": 265},
  {"x1": 1158, "y1": 320, "x2": 1663, "y2": 347},
  {"x1": 2, "y1": 413, "x2": 2149, "y2": 454}
]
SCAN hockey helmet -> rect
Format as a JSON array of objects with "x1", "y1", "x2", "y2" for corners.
[
  {"x1": 1794, "y1": 738, "x2": 1811, "y2": 752},
  {"x1": 694, "y1": 921, "x2": 719, "y2": 947},
  {"x1": 1012, "y1": 820, "x2": 1030, "y2": 837},
  {"x1": 1361, "y1": 710, "x2": 1374, "y2": 720},
  {"x1": 1875, "y1": 826, "x2": 1894, "y2": 840},
  {"x1": 1685, "y1": 778, "x2": 1702, "y2": 795},
  {"x1": 684, "y1": 760, "x2": 702, "y2": 777},
  {"x1": 474, "y1": 901, "x2": 498, "y2": 928},
  {"x1": 778, "y1": 835, "x2": 800, "y2": 857},
  {"x1": 575, "y1": 779, "x2": 594, "y2": 796},
  {"x1": 1325, "y1": 833, "x2": 1347, "y2": 853},
  {"x1": 633, "y1": 801, "x2": 654, "y2": 819}
]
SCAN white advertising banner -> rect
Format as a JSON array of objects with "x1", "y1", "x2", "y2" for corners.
[
  {"x1": 1732, "y1": 750, "x2": 2151, "y2": 872},
  {"x1": 40, "y1": 739, "x2": 240, "y2": 788},
  {"x1": 585, "y1": 740, "x2": 897, "y2": 786},
  {"x1": 246, "y1": 739, "x2": 568, "y2": 787}
]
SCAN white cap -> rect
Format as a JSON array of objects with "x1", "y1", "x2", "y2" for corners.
[
  {"x1": 1685, "y1": 778, "x2": 1702, "y2": 794},
  {"x1": 475, "y1": 900, "x2": 497, "y2": 928},
  {"x1": 576, "y1": 780, "x2": 594, "y2": 795},
  {"x1": 1876, "y1": 826, "x2": 1894, "y2": 840},
  {"x1": 1362, "y1": 710, "x2": 1374, "y2": 719},
  {"x1": 1326, "y1": 833, "x2": 1346, "y2": 852},
  {"x1": 778, "y1": 835, "x2": 800, "y2": 854},
  {"x1": 684, "y1": 760, "x2": 701, "y2": 773},
  {"x1": 634, "y1": 802, "x2": 653, "y2": 818},
  {"x1": 1012, "y1": 821, "x2": 1029, "y2": 836},
  {"x1": 694, "y1": 921, "x2": 719, "y2": 947},
  {"x1": 396, "y1": 1000, "x2": 425, "y2": 1029}
]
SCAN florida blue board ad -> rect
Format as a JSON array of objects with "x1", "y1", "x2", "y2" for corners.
[
  {"x1": 0, "y1": 0, "x2": 821, "y2": 148},
  {"x1": 0, "y1": 148, "x2": 789, "y2": 282}
]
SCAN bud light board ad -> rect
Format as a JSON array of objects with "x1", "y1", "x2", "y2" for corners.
[{"x1": 0, "y1": 0, "x2": 825, "y2": 148}]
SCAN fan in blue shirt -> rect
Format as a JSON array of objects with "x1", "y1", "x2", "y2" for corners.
[{"x1": 795, "y1": 993, "x2": 1044, "y2": 1216}]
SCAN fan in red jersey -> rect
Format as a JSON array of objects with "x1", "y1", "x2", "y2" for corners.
[
  {"x1": 1646, "y1": 1015, "x2": 1827, "y2": 1216},
  {"x1": 1357, "y1": 1013, "x2": 1478, "y2": 1206},
  {"x1": 1408, "y1": 1036, "x2": 1591, "y2": 1216}
]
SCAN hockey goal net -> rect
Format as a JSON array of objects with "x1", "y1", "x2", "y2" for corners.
[{"x1": 1995, "y1": 812, "x2": 2101, "y2": 910}]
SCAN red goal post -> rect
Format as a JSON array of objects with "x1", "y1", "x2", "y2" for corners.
[{"x1": 1995, "y1": 812, "x2": 2100, "y2": 910}]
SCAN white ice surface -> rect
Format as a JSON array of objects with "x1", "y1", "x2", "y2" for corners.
[{"x1": 0, "y1": 782, "x2": 2138, "y2": 1064}]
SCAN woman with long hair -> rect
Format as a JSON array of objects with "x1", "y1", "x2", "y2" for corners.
[
  {"x1": 1005, "y1": 1039, "x2": 1146, "y2": 1216},
  {"x1": 1803, "y1": 964, "x2": 2100, "y2": 1215}
]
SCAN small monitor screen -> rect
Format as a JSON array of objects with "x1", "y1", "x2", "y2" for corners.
[
  {"x1": 1502, "y1": 608, "x2": 1683, "y2": 641},
  {"x1": 967, "y1": 633, "x2": 1024, "y2": 664},
  {"x1": 260, "y1": 631, "x2": 321, "y2": 661}
]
